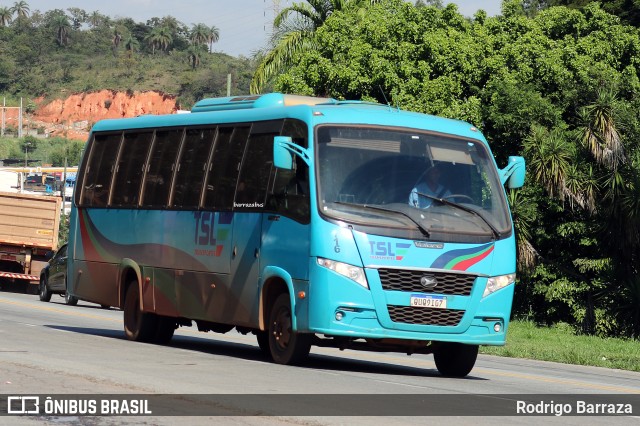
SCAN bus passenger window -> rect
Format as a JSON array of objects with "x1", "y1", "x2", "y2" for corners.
[
  {"x1": 142, "y1": 128, "x2": 184, "y2": 208},
  {"x1": 203, "y1": 126, "x2": 249, "y2": 210},
  {"x1": 234, "y1": 121, "x2": 282, "y2": 209},
  {"x1": 111, "y1": 132, "x2": 153, "y2": 207},
  {"x1": 79, "y1": 132, "x2": 122, "y2": 207},
  {"x1": 171, "y1": 127, "x2": 216, "y2": 209}
]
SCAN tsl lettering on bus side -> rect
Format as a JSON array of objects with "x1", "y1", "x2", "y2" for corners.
[{"x1": 194, "y1": 211, "x2": 216, "y2": 246}]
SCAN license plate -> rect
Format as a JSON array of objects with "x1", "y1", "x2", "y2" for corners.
[{"x1": 410, "y1": 294, "x2": 447, "y2": 309}]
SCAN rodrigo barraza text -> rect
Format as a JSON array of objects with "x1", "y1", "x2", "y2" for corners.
[{"x1": 516, "y1": 400, "x2": 633, "y2": 416}]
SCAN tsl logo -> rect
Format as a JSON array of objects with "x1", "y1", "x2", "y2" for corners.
[{"x1": 369, "y1": 241, "x2": 411, "y2": 261}]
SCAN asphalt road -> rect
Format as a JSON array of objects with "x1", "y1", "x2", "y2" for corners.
[{"x1": 1, "y1": 291, "x2": 639, "y2": 425}]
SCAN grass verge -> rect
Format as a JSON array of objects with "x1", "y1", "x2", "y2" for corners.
[{"x1": 479, "y1": 320, "x2": 640, "y2": 372}]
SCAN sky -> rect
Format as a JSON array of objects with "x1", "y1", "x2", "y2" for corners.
[{"x1": 14, "y1": 0, "x2": 503, "y2": 57}]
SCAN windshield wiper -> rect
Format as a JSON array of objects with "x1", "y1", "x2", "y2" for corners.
[
  {"x1": 334, "y1": 201, "x2": 430, "y2": 238},
  {"x1": 414, "y1": 192, "x2": 501, "y2": 239}
]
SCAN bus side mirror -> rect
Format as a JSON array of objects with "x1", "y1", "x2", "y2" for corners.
[
  {"x1": 274, "y1": 136, "x2": 294, "y2": 170},
  {"x1": 499, "y1": 156, "x2": 526, "y2": 189},
  {"x1": 273, "y1": 136, "x2": 310, "y2": 169}
]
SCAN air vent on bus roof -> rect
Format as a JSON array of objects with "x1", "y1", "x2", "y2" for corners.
[{"x1": 191, "y1": 93, "x2": 336, "y2": 113}]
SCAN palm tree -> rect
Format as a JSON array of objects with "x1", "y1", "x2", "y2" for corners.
[
  {"x1": 190, "y1": 24, "x2": 219, "y2": 53},
  {"x1": 522, "y1": 124, "x2": 575, "y2": 202},
  {"x1": 52, "y1": 14, "x2": 72, "y2": 46},
  {"x1": 0, "y1": 7, "x2": 12, "y2": 26},
  {"x1": 190, "y1": 23, "x2": 209, "y2": 46},
  {"x1": 159, "y1": 16, "x2": 180, "y2": 34},
  {"x1": 112, "y1": 27, "x2": 123, "y2": 50},
  {"x1": 250, "y1": 0, "x2": 382, "y2": 94},
  {"x1": 507, "y1": 189, "x2": 538, "y2": 271},
  {"x1": 579, "y1": 87, "x2": 625, "y2": 171},
  {"x1": 187, "y1": 45, "x2": 205, "y2": 69},
  {"x1": 88, "y1": 11, "x2": 105, "y2": 29},
  {"x1": 10, "y1": 0, "x2": 30, "y2": 19},
  {"x1": 123, "y1": 34, "x2": 139, "y2": 58},
  {"x1": 207, "y1": 25, "x2": 220, "y2": 53},
  {"x1": 146, "y1": 26, "x2": 173, "y2": 54}
]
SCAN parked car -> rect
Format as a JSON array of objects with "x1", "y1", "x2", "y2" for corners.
[{"x1": 39, "y1": 243, "x2": 78, "y2": 305}]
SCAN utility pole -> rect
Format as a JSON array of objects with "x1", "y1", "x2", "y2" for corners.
[
  {"x1": 24, "y1": 141, "x2": 30, "y2": 167},
  {"x1": 18, "y1": 97, "x2": 23, "y2": 138},
  {"x1": 227, "y1": 74, "x2": 232, "y2": 96}
]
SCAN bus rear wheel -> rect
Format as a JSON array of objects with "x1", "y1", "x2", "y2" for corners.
[
  {"x1": 268, "y1": 294, "x2": 311, "y2": 365},
  {"x1": 433, "y1": 343, "x2": 478, "y2": 377},
  {"x1": 123, "y1": 283, "x2": 157, "y2": 342}
]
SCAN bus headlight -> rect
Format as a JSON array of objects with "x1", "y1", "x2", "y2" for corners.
[
  {"x1": 317, "y1": 258, "x2": 368, "y2": 289},
  {"x1": 483, "y1": 273, "x2": 516, "y2": 297}
]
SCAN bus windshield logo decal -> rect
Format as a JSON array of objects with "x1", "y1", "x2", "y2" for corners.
[{"x1": 369, "y1": 241, "x2": 411, "y2": 261}]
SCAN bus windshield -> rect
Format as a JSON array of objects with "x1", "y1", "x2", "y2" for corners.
[{"x1": 316, "y1": 125, "x2": 511, "y2": 242}]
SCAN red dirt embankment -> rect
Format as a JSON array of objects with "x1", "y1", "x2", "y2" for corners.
[{"x1": 24, "y1": 90, "x2": 179, "y2": 141}]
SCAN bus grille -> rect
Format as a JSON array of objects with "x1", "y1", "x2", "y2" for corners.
[
  {"x1": 387, "y1": 305, "x2": 465, "y2": 326},
  {"x1": 378, "y1": 269, "x2": 476, "y2": 296}
]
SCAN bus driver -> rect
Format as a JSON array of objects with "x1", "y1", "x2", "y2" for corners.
[{"x1": 409, "y1": 164, "x2": 451, "y2": 208}]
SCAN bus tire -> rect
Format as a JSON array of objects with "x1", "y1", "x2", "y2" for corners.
[
  {"x1": 268, "y1": 294, "x2": 311, "y2": 365},
  {"x1": 39, "y1": 277, "x2": 51, "y2": 302},
  {"x1": 123, "y1": 282, "x2": 157, "y2": 342},
  {"x1": 433, "y1": 343, "x2": 478, "y2": 377},
  {"x1": 153, "y1": 315, "x2": 176, "y2": 345}
]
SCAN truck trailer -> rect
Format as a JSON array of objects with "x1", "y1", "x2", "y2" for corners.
[{"x1": 0, "y1": 191, "x2": 61, "y2": 293}]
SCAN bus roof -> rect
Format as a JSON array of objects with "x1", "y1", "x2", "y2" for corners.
[
  {"x1": 191, "y1": 93, "x2": 336, "y2": 112},
  {"x1": 89, "y1": 93, "x2": 482, "y2": 141}
]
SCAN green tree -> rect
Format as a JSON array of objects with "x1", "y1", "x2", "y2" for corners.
[
  {"x1": 20, "y1": 135, "x2": 38, "y2": 157},
  {"x1": 112, "y1": 26, "x2": 123, "y2": 52},
  {"x1": 189, "y1": 23, "x2": 209, "y2": 46},
  {"x1": 88, "y1": 11, "x2": 106, "y2": 29},
  {"x1": 11, "y1": 1, "x2": 30, "y2": 19},
  {"x1": 66, "y1": 7, "x2": 86, "y2": 30},
  {"x1": 146, "y1": 25, "x2": 173, "y2": 54},
  {"x1": 541, "y1": 0, "x2": 640, "y2": 27},
  {"x1": 0, "y1": 7, "x2": 12, "y2": 26},
  {"x1": 123, "y1": 33, "x2": 139, "y2": 57},
  {"x1": 186, "y1": 44, "x2": 205, "y2": 69},
  {"x1": 251, "y1": 0, "x2": 382, "y2": 94},
  {"x1": 207, "y1": 25, "x2": 220, "y2": 52},
  {"x1": 51, "y1": 14, "x2": 72, "y2": 46}
]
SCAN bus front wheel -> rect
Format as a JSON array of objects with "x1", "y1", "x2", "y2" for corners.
[
  {"x1": 433, "y1": 343, "x2": 478, "y2": 377},
  {"x1": 268, "y1": 294, "x2": 311, "y2": 365},
  {"x1": 123, "y1": 283, "x2": 157, "y2": 342}
]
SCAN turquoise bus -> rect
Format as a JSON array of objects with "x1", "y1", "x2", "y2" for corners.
[{"x1": 67, "y1": 93, "x2": 525, "y2": 377}]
